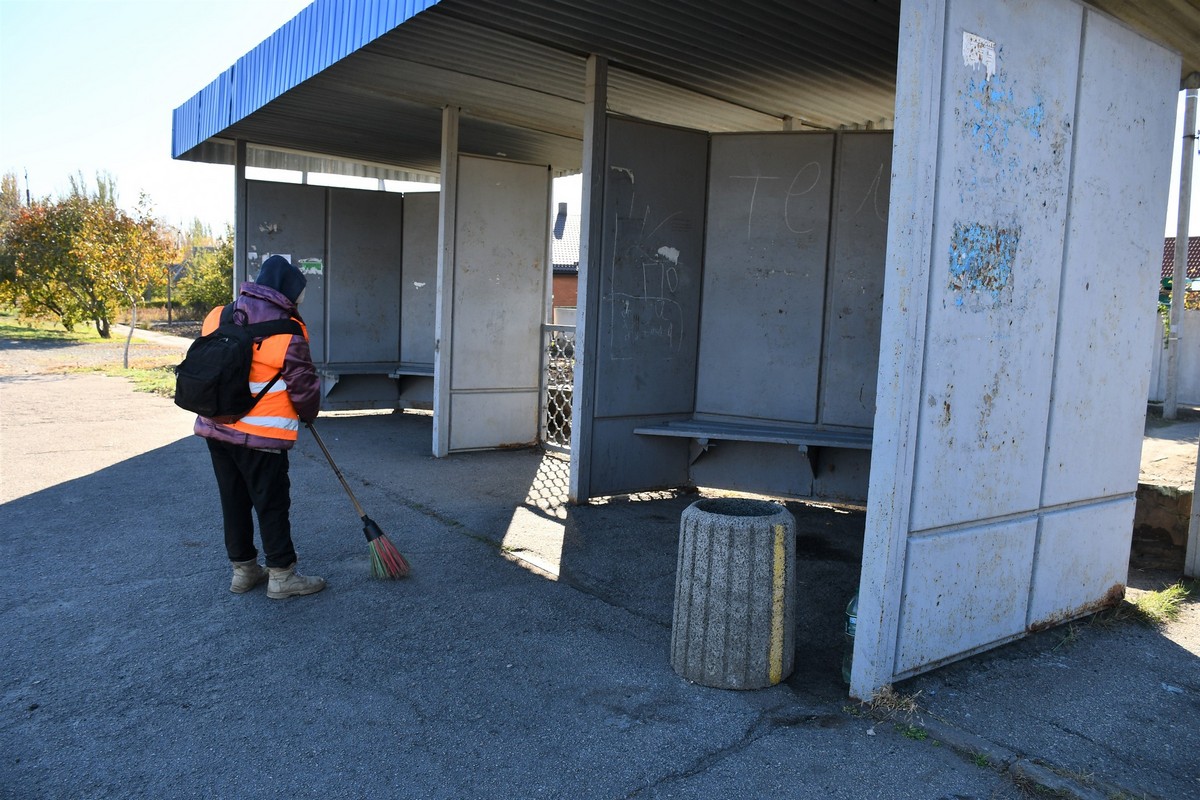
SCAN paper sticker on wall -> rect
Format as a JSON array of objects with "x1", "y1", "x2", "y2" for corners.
[
  {"x1": 297, "y1": 258, "x2": 324, "y2": 275},
  {"x1": 963, "y1": 32, "x2": 996, "y2": 80},
  {"x1": 948, "y1": 221, "x2": 1019, "y2": 308}
]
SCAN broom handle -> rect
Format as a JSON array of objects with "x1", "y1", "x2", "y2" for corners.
[{"x1": 305, "y1": 422, "x2": 368, "y2": 519}]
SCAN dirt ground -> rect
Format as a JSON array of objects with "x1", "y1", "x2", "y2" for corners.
[
  {"x1": 1134, "y1": 411, "x2": 1200, "y2": 651},
  {"x1": 0, "y1": 331, "x2": 189, "y2": 377}
]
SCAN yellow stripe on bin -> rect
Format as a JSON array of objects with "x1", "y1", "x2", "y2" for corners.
[{"x1": 769, "y1": 522, "x2": 786, "y2": 684}]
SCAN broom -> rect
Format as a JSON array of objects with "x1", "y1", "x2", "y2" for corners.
[{"x1": 306, "y1": 422, "x2": 410, "y2": 579}]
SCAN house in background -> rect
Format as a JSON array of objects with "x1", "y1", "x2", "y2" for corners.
[
  {"x1": 551, "y1": 201, "x2": 579, "y2": 324},
  {"x1": 1160, "y1": 235, "x2": 1200, "y2": 304}
]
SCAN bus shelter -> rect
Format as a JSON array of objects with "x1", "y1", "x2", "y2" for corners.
[{"x1": 172, "y1": 0, "x2": 1197, "y2": 698}]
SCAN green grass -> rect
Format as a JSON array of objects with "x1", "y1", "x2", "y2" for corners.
[
  {"x1": 896, "y1": 723, "x2": 928, "y2": 741},
  {"x1": 107, "y1": 364, "x2": 178, "y2": 397},
  {"x1": 1131, "y1": 582, "x2": 1194, "y2": 625},
  {"x1": 0, "y1": 312, "x2": 102, "y2": 343},
  {"x1": 63, "y1": 361, "x2": 178, "y2": 397},
  {"x1": 3, "y1": 310, "x2": 178, "y2": 397},
  {"x1": 1089, "y1": 580, "x2": 1196, "y2": 629}
]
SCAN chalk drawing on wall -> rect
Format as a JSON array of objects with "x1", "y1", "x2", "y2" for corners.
[
  {"x1": 607, "y1": 165, "x2": 687, "y2": 360},
  {"x1": 728, "y1": 161, "x2": 824, "y2": 238},
  {"x1": 948, "y1": 221, "x2": 1020, "y2": 308},
  {"x1": 854, "y1": 162, "x2": 890, "y2": 223}
]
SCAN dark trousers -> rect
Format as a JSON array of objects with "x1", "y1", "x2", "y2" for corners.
[{"x1": 206, "y1": 439, "x2": 297, "y2": 568}]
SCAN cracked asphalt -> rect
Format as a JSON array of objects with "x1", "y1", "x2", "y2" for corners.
[{"x1": 1, "y1": 329, "x2": 1196, "y2": 799}]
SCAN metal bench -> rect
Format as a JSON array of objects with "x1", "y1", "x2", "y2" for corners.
[
  {"x1": 317, "y1": 361, "x2": 434, "y2": 398},
  {"x1": 634, "y1": 418, "x2": 873, "y2": 476}
]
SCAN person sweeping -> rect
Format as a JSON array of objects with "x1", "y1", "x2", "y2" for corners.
[{"x1": 192, "y1": 255, "x2": 326, "y2": 599}]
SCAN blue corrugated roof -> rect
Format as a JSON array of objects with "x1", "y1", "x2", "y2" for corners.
[{"x1": 172, "y1": 0, "x2": 442, "y2": 159}]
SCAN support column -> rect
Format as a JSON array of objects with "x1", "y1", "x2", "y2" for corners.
[
  {"x1": 1166, "y1": 76, "x2": 1199, "y2": 419},
  {"x1": 855, "y1": 0, "x2": 946, "y2": 701},
  {"x1": 568, "y1": 55, "x2": 608, "y2": 502},
  {"x1": 1177, "y1": 73, "x2": 1200, "y2": 576},
  {"x1": 433, "y1": 106, "x2": 460, "y2": 458},
  {"x1": 233, "y1": 140, "x2": 248, "y2": 295}
]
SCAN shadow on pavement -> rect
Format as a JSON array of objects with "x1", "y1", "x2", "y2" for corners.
[{"x1": 2, "y1": 404, "x2": 1195, "y2": 799}]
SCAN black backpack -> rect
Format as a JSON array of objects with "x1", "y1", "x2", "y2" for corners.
[{"x1": 173, "y1": 304, "x2": 303, "y2": 423}]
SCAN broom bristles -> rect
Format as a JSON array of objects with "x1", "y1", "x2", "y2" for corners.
[{"x1": 368, "y1": 534, "x2": 410, "y2": 579}]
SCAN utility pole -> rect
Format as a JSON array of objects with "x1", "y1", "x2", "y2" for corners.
[
  {"x1": 1166, "y1": 74, "x2": 1199, "y2": 420},
  {"x1": 1177, "y1": 73, "x2": 1200, "y2": 578}
]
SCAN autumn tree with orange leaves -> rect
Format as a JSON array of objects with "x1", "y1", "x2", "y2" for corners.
[{"x1": 0, "y1": 173, "x2": 177, "y2": 356}]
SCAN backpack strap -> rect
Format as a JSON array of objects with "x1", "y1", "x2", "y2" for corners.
[
  {"x1": 246, "y1": 318, "x2": 304, "y2": 339},
  {"x1": 243, "y1": 317, "x2": 305, "y2": 406},
  {"x1": 218, "y1": 303, "x2": 300, "y2": 340},
  {"x1": 217, "y1": 302, "x2": 242, "y2": 326}
]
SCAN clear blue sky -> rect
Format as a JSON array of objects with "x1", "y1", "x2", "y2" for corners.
[
  {"x1": 0, "y1": 0, "x2": 311, "y2": 233},
  {"x1": 0, "y1": 0, "x2": 1196, "y2": 237}
]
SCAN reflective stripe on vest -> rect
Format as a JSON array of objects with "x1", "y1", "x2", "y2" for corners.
[{"x1": 201, "y1": 305, "x2": 307, "y2": 442}]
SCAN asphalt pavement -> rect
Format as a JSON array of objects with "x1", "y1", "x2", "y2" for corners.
[{"x1": 0, "y1": 329, "x2": 1196, "y2": 799}]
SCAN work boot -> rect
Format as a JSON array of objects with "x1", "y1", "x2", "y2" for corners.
[
  {"x1": 230, "y1": 559, "x2": 268, "y2": 593},
  {"x1": 267, "y1": 563, "x2": 326, "y2": 599}
]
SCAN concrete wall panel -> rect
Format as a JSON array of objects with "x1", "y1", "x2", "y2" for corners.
[
  {"x1": 894, "y1": 519, "x2": 1036, "y2": 676},
  {"x1": 696, "y1": 133, "x2": 834, "y2": 422},
  {"x1": 593, "y1": 118, "x2": 708, "y2": 419},
  {"x1": 245, "y1": 181, "x2": 328, "y2": 361},
  {"x1": 689, "y1": 441, "x2": 815, "y2": 498},
  {"x1": 1041, "y1": 11, "x2": 1179, "y2": 505},
  {"x1": 401, "y1": 192, "x2": 440, "y2": 365},
  {"x1": 327, "y1": 188, "x2": 403, "y2": 363},
  {"x1": 584, "y1": 118, "x2": 708, "y2": 495},
  {"x1": 1027, "y1": 499, "x2": 1135, "y2": 628},
  {"x1": 821, "y1": 132, "x2": 892, "y2": 429},
  {"x1": 909, "y1": 1, "x2": 1083, "y2": 531},
  {"x1": 449, "y1": 391, "x2": 539, "y2": 451},
  {"x1": 586, "y1": 416, "x2": 690, "y2": 497},
  {"x1": 451, "y1": 157, "x2": 549, "y2": 393},
  {"x1": 860, "y1": 0, "x2": 1178, "y2": 696},
  {"x1": 1149, "y1": 311, "x2": 1200, "y2": 405}
]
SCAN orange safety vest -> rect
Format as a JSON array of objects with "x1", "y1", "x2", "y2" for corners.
[{"x1": 201, "y1": 305, "x2": 308, "y2": 442}]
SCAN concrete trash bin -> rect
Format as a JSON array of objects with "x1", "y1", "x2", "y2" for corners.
[{"x1": 670, "y1": 498, "x2": 796, "y2": 689}]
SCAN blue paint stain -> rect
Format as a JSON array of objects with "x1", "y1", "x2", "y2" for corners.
[
  {"x1": 949, "y1": 222, "x2": 1020, "y2": 305},
  {"x1": 965, "y1": 76, "x2": 1046, "y2": 156},
  {"x1": 1021, "y1": 97, "x2": 1045, "y2": 138}
]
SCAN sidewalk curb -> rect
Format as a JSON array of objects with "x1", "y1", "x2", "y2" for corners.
[{"x1": 911, "y1": 715, "x2": 1148, "y2": 800}]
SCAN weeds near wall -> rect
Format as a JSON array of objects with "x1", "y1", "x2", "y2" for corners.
[{"x1": 1130, "y1": 581, "x2": 1194, "y2": 624}]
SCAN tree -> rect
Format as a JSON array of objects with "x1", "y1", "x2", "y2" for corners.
[
  {"x1": 0, "y1": 198, "x2": 96, "y2": 332},
  {"x1": 176, "y1": 225, "x2": 234, "y2": 310},
  {"x1": 181, "y1": 217, "x2": 215, "y2": 249},
  {"x1": 86, "y1": 195, "x2": 178, "y2": 367},
  {"x1": 0, "y1": 172, "x2": 20, "y2": 235},
  {"x1": 0, "y1": 175, "x2": 176, "y2": 347}
]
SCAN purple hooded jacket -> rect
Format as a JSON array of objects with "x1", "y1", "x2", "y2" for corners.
[{"x1": 193, "y1": 282, "x2": 321, "y2": 450}]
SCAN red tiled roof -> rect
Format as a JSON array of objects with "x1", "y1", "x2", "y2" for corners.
[{"x1": 1161, "y1": 236, "x2": 1200, "y2": 280}]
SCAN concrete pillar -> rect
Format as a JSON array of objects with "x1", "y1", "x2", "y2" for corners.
[
  {"x1": 670, "y1": 499, "x2": 796, "y2": 689},
  {"x1": 433, "y1": 105, "x2": 460, "y2": 458},
  {"x1": 1166, "y1": 76, "x2": 1199, "y2": 419},
  {"x1": 234, "y1": 140, "x2": 248, "y2": 294},
  {"x1": 569, "y1": 54, "x2": 608, "y2": 502}
]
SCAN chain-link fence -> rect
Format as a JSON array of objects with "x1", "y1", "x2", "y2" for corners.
[{"x1": 541, "y1": 324, "x2": 575, "y2": 453}]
